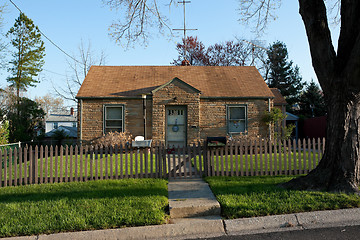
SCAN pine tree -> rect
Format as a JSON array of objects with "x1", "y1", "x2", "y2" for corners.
[
  {"x1": 6, "y1": 13, "x2": 45, "y2": 98},
  {"x1": 299, "y1": 80, "x2": 326, "y2": 118},
  {"x1": 267, "y1": 41, "x2": 304, "y2": 112}
]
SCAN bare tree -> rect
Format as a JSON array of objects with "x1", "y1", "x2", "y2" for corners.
[
  {"x1": 103, "y1": 0, "x2": 175, "y2": 47},
  {"x1": 171, "y1": 36, "x2": 269, "y2": 78},
  {"x1": 0, "y1": 4, "x2": 7, "y2": 69},
  {"x1": 53, "y1": 40, "x2": 106, "y2": 104},
  {"x1": 34, "y1": 94, "x2": 65, "y2": 116}
]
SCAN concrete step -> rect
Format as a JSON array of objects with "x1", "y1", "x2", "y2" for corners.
[{"x1": 168, "y1": 178, "x2": 221, "y2": 218}]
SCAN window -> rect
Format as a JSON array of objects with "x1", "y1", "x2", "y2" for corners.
[
  {"x1": 53, "y1": 122, "x2": 58, "y2": 129},
  {"x1": 227, "y1": 105, "x2": 247, "y2": 133},
  {"x1": 104, "y1": 105, "x2": 124, "y2": 133},
  {"x1": 168, "y1": 109, "x2": 184, "y2": 116},
  {"x1": 72, "y1": 122, "x2": 77, "y2": 128}
]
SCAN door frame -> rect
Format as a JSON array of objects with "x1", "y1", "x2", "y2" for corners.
[{"x1": 165, "y1": 105, "x2": 187, "y2": 147}]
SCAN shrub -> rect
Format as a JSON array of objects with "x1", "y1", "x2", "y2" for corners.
[{"x1": 92, "y1": 131, "x2": 133, "y2": 147}]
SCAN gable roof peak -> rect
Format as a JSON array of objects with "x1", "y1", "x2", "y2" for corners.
[{"x1": 152, "y1": 77, "x2": 201, "y2": 94}]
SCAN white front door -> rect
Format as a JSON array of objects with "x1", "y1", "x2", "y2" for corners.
[{"x1": 166, "y1": 106, "x2": 187, "y2": 147}]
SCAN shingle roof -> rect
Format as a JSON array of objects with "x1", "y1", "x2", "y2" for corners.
[
  {"x1": 270, "y1": 88, "x2": 287, "y2": 105},
  {"x1": 76, "y1": 66, "x2": 274, "y2": 99},
  {"x1": 45, "y1": 126, "x2": 77, "y2": 138},
  {"x1": 46, "y1": 113, "x2": 77, "y2": 122}
]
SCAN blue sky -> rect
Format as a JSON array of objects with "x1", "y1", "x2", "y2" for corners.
[{"x1": 1, "y1": 0, "x2": 339, "y2": 107}]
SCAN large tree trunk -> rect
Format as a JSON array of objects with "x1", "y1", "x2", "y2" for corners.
[
  {"x1": 282, "y1": 0, "x2": 360, "y2": 193},
  {"x1": 282, "y1": 88, "x2": 360, "y2": 193}
]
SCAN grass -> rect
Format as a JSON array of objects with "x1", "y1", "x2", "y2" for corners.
[
  {"x1": 2, "y1": 146, "x2": 322, "y2": 181},
  {"x1": 194, "y1": 151, "x2": 321, "y2": 174},
  {"x1": 0, "y1": 178, "x2": 168, "y2": 238},
  {"x1": 1, "y1": 152, "x2": 160, "y2": 182},
  {"x1": 205, "y1": 175, "x2": 360, "y2": 219}
]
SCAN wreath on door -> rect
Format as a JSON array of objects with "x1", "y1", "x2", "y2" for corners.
[{"x1": 172, "y1": 119, "x2": 179, "y2": 132}]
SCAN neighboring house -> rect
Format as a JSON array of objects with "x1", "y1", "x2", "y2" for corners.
[
  {"x1": 286, "y1": 112, "x2": 300, "y2": 140},
  {"x1": 45, "y1": 126, "x2": 78, "y2": 138},
  {"x1": 76, "y1": 66, "x2": 276, "y2": 146},
  {"x1": 270, "y1": 88, "x2": 287, "y2": 115},
  {"x1": 45, "y1": 108, "x2": 77, "y2": 134},
  {"x1": 45, "y1": 125, "x2": 78, "y2": 145},
  {"x1": 270, "y1": 88, "x2": 300, "y2": 139}
]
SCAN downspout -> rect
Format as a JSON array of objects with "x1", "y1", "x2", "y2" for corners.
[
  {"x1": 268, "y1": 98, "x2": 271, "y2": 141},
  {"x1": 80, "y1": 99, "x2": 83, "y2": 144},
  {"x1": 142, "y1": 94, "x2": 147, "y2": 139}
]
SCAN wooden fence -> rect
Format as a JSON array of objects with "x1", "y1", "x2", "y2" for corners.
[{"x1": 0, "y1": 138, "x2": 325, "y2": 187}]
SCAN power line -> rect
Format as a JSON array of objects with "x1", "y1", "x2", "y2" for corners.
[
  {"x1": 42, "y1": 69, "x2": 67, "y2": 77},
  {"x1": 8, "y1": 0, "x2": 83, "y2": 65}
]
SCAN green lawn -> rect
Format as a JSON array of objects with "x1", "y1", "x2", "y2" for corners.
[
  {"x1": 1, "y1": 152, "x2": 162, "y2": 182},
  {"x1": 205, "y1": 176, "x2": 360, "y2": 219},
  {"x1": 0, "y1": 179, "x2": 168, "y2": 237},
  {"x1": 194, "y1": 151, "x2": 321, "y2": 175},
  {"x1": 2, "y1": 146, "x2": 323, "y2": 183}
]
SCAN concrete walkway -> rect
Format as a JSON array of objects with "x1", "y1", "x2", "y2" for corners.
[
  {"x1": 168, "y1": 178, "x2": 221, "y2": 218},
  {"x1": 3, "y1": 178, "x2": 360, "y2": 240}
]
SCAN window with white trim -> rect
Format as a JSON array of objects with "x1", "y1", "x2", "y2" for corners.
[
  {"x1": 227, "y1": 105, "x2": 247, "y2": 133},
  {"x1": 104, "y1": 105, "x2": 124, "y2": 133}
]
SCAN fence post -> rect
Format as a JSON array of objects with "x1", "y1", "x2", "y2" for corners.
[
  {"x1": 203, "y1": 142, "x2": 208, "y2": 177},
  {"x1": 34, "y1": 146, "x2": 38, "y2": 184},
  {"x1": 163, "y1": 143, "x2": 167, "y2": 178},
  {"x1": 0, "y1": 149, "x2": 3, "y2": 187}
]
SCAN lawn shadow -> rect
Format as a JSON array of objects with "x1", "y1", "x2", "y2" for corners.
[{"x1": 0, "y1": 181, "x2": 168, "y2": 204}]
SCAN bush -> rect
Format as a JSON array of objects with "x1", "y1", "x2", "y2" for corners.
[
  {"x1": 227, "y1": 131, "x2": 263, "y2": 143},
  {"x1": 92, "y1": 131, "x2": 133, "y2": 147}
]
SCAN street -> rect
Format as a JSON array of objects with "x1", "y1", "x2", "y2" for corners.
[{"x1": 188, "y1": 225, "x2": 360, "y2": 240}]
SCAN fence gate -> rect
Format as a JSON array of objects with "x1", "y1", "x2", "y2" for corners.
[{"x1": 162, "y1": 144, "x2": 205, "y2": 179}]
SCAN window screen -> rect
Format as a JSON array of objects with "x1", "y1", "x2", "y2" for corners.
[
  {"x1": 104, "y1": 105, "x2": 124, "y2": 133},
  {"x1": 227, "y1": 105, "x2": 247, "y2": 133}
]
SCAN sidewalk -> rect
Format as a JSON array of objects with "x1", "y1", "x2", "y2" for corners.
[{"x1": 3, "y1": 177, "x2": 360, "y2": 240}]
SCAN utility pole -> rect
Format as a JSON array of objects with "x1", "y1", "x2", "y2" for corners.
[{"x1": 173, "y1": 1, "x2": 197, "y2": 62}]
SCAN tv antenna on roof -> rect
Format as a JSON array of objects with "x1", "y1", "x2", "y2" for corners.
[{"x1": 173, "y1": 1, "x2": 197, "y2": 64}]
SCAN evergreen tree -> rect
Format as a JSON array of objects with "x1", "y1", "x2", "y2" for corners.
[
  {"x1": 6, "y1": 13, "x2": 45, "y2": 98},
  {"x1": 267, "y1": 41, "x2": 304, "y2": 112},
  {"x1": 299, "y1": 80, "x2": 326, "y2": 118},
  {"x1": 7, "y1": 97, "x2": 45, "y2": 142}
]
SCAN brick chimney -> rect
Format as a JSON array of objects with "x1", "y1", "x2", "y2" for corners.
[
  {"x1": 70, "y1": 107, "x2": 74, "y2": 116},
  {"x1": 181, "y1": 59, "x2": 191, "y2": 66}
]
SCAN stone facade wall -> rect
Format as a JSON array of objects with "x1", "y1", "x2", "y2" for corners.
[
  {"x1": 79, "y1": 98, "x2": 152, "y2": 142},
  {"x1": 152, "y1": 81, "x2": 200, "y2": 145},
  {"x1": 200, "y1": 98, "x2": 271, "y2": 140},
  {"x1": 79, "y1": 89, "x2": 272, "y2": 143}
]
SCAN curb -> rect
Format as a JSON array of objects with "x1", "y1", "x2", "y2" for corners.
[
  {"x1": 3, "y1": 208, "x2": 360, "y2": 240},
  {"x1": 1, "y1": 216, "x2": 225, "y2": 240},
  {"x1": 225, "y1": 208, "x2": 360, "y2": 236}
]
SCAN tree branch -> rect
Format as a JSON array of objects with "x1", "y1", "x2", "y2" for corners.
[
  {"x1": 298, "y1": 0, "x2": 336, "y2": 93},
  {"x1": 337, "y1": 0, "x2": 360, "y2": 84}
]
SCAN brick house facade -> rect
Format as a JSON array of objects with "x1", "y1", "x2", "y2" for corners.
[{"x1": 76, "y1": 66, "x2": 275, "y2": 146}]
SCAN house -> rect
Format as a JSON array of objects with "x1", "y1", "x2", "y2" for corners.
[
  {"x1": 76, "y1": 66, "x2": 276, "y2": 146},
  {"x1": 45, "y1": 126, "x2": 78, "y2": 139},
  {"x1": 45, "y1": 108, "x2": 77, "y2": 134}
]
